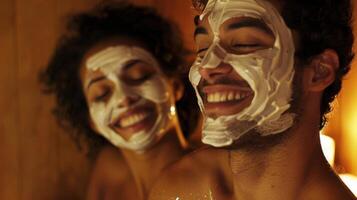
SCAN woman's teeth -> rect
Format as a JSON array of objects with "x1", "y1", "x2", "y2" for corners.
[
  {"x1": 207, "y1": 91, "x2": 251, "y2": 103},
  {"x1": 120, "y1": 112, "x2": 148, "y2": 128}
]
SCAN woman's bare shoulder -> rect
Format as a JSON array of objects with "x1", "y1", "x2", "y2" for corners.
[
  {"x1": 86, "y1": 145, "x2": 136, "y2": 200},
  {"x1": 90, "y1": 145, "x2": 131, "y2": 183}
]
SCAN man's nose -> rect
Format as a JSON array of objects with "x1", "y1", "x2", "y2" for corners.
[{"x1": 199, "y1": 62, "x2": 233, "y2": 83}]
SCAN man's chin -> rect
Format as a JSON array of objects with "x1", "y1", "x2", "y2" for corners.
[{"x1": 223, "y1": 130, "x2": 288, "y2": 151}]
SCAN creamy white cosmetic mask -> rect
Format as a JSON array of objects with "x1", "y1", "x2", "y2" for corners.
[
  {"x1": 85, "y1": 46, "x2": 173, "y2": 152},
  {"x1": 190, "y1": 0, "x2": 296, "y2": 147}
]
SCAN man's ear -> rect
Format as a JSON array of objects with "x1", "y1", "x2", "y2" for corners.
[
  {"x1": 170, "y1": 78, "x2": 184, "y2": 101},
  {"x1": 305, "y1": 49, "x2": 339, "y2": 92}
]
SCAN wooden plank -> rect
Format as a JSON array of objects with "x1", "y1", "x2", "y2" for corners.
[
  {"x1": 55, "y1": 1, "x2": 102, "y2": 199},
  {"x1": 15, "y1": 0, "x2": 60, "y2": 198},
  {"x1": 131, "y1": 0, "x2": 156, "y2": 6},
  {"x1": 0, "y1": 0, "x2": 20, "y2": 199},
  {"x1": 153, "y1": 0, "x2": 196, "y2": 52}
]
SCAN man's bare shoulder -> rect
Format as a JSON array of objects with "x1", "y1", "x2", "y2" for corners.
[
  {"x1": 167, "y1": 146, "x2": 227, "y2": 175},
  {"x1": 149, "y1": 146, "x2": 229, "y2": 200},
  {"x1": 302, "y1": 183, "x2": 356, "y2": 200},
  {"x1": 301, "y1": 168, "x2": 356, "y2": 200}
]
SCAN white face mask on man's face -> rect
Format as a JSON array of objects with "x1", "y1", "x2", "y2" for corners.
[
  {"x1": 85, "y1": 46, "x2": 175, "y2": 152},
  {"x1": 190, "y1": 0, "x2": 296, "y2": 147}
]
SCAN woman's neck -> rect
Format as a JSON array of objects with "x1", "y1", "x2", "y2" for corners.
[{"x1": 121, "y1": 129, "x2": 185, "y2": 199}]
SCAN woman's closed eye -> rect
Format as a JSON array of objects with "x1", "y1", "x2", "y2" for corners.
[
  {"x1": 124, "y1": 72, "x2": 153, "y2": 85},
  {"x1": 122, "y1": 62, "x2": 156, "y2": 85},
  {"x1": 94, "y1": 89, "x2": 111, "y2": 102}
]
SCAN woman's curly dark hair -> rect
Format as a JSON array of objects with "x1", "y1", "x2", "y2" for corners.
[
  {"x1": 192, "y1": 0, "x2": 354, "y2": 129},
  {"x1": 40, "y1": 1, "x2": 199, "y2": 158}
]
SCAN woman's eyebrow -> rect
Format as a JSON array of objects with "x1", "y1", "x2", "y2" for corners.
[
  {"x1": 122, "y1": 60, "x2": 143, "y2": 71},
  {"x1": 87, "y1": 76, "x2": 106, "y2": 90}
]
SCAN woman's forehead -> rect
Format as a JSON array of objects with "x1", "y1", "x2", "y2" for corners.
[{"x1": 84, "y1": 37, "x2": 147, "y2": 62}]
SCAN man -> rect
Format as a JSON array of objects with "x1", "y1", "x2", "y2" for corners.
[{"x1": 149, "y1": 0, "x2": 356, "y2": 199}]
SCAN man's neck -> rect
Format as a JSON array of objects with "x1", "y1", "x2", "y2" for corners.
[
  {"x1": 228, "y1": 119, "x2": 329, "y2": 199},
  {"x1": 121, "y1": 130, "x2": 185, "y2": 199}
]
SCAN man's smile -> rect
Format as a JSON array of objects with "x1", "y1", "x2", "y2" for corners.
[{"x1": 201, "y1": 84, "x2": 254, "y2": 117}]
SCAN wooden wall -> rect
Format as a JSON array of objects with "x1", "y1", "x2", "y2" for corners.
[
  {"x1": 0, "y1": 0, "x2": 356, "y2": 199},
  {"x1": 0, "y1": 0, "x2": 195, "y2": 199}
]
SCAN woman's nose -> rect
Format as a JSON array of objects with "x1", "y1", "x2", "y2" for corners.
[{"x1": 118, "y1": 95, "x2": 140, "y2": 108}]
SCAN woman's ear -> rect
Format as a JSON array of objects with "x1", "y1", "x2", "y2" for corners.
[
  {"x1": 170, "y1": 78, "x2": 184, "y2": 101},
  {"x1": 304, "y1": 49, "x2": 339, "y2": 92}
]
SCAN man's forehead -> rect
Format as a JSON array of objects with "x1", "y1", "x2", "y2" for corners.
[
  {"x1": 198, "y1": 0, "x2": 283, "y2": 19},
  {"x1": 195, "y1": 14, "x2": 274, "y2": 36},
  {"x1": 264, "y1": 0, "x2": 283, "y2": 12},
  {"x1": 194, "y1": 0, "x2": 285, "y2": 36},
  {"x1": 198, "y1": 15, "x2": 268, "y2": 26}
]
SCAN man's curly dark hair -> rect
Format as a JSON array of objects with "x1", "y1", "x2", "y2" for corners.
[
  {"x1": 40, "y1": 1, "x2": 199, "y2": 158},
  {"x1": 192, "y1": 0, "x2": 354, "y2": 129}
]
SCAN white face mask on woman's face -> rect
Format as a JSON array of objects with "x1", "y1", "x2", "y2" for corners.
[
  {"x1": 85, "y1": 46, "x2": 175, "y2": 152},
  {"x1": 190, "y1": 0, "x2": 296, "y2": 147}
]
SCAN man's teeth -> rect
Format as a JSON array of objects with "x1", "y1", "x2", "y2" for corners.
[
  {"x1": 120, "y1": 112, "x2": 148, "y2": 127},
  {"x1": 207, "y1": 91, "x2": 251, "y2": 103}
]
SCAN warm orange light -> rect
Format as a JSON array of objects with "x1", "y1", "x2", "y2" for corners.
[
  {"x1": 338, "y1": 1, "x2": 357, "y2": 176},
  {"x1": 320, "y1": 134, "x2": 335, "y2": 166},
  {"x1": 320, "y1": 134, "x2": 356, "y2": 195},
  {"x1": 339, "y1": 174, "x2": 357, "y2": 196},
  {"x1": 339, "y1": 102, "x2": 357, "y2": 195},
  {"x1": 341, "y1": 73, "x2": 357, "y2": 175}
]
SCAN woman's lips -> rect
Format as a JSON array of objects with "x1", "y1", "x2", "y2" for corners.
[
  {"x1": 119, "y1": 111, "x2": 150, "y2": 128},
  {"x1": 110, "y1": 105, "x2": 157, "y2": 139}
]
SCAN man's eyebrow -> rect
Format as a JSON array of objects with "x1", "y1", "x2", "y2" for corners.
[
  {"x1": 87, "y1": 76, "x2": 106, "y2": 90},
  {"x1": 227, "y1": 19, "x2": 274, "y2": 35}
]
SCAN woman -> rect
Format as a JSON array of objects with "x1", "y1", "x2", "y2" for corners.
[{"x1": 40, "y1": 2, "x2": 199, "y2": 199}]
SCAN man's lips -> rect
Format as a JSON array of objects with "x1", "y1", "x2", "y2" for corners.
[
  {"x1": 200, "y1": 84, "x2": 254, "y2": 116},
  {"x1": 202, "y1": 84, "x2": 253, "y2": 103}
]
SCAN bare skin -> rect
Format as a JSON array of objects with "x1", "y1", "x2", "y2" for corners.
[
  {"x1": 149, "y1": 0, "x2": 355, "y2": 199},
  {"x1": 86, "y1": 146, "x2": 139, "y2": 200},
  {"x1": 87, "y1": 131, "x2": 185, "y2": 200},
  {"x1": 151, "y1": 98, "x2": 356, "y2": 199},
  {"x1": 82, "y1": 38, "x2": 188, "y2": 200}
]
